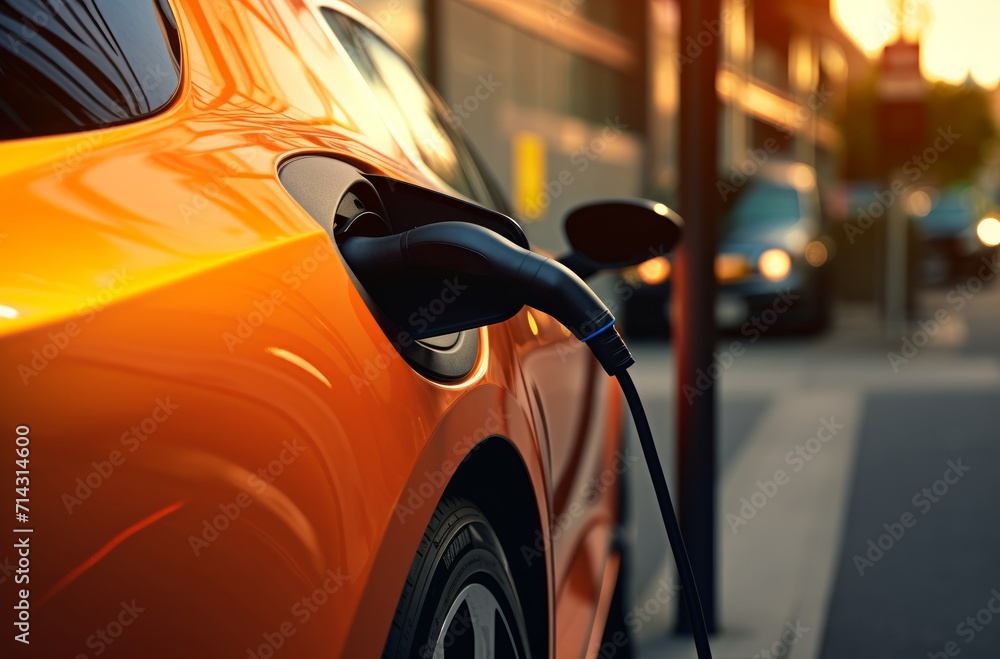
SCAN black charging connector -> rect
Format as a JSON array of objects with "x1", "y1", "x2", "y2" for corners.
[
  {"x1": 339, "y1": 221, "x2": 713, "y2": 659},
  {"x1": 583, "y1": 323, "x2": 635, "y2": 376}
]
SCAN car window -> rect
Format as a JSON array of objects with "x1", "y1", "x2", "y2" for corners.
[
  {"x1": 0, "y1": 0, "x2": 182, "y2": 141},
  {"x1": 322, "y1": 9, "x2": 498, "y2": 207},
  {"x1": 725, "y1": 180, "x2": 802, "y2": 232},
  {"x1": 464, "y1": 139, "x2": 514, "y2": 217},
  {"x1": 922, "y1": 192, "x2": 974, "y2": 231}
]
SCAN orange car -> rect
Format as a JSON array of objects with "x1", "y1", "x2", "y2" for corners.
[{"x1": 0, "y1": 1, "x2": 662, "y2": 657}]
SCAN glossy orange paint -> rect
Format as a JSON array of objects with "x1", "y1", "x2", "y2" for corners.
[{"x1": 0, "y1": 1, "x2": 623, "y2": 657}]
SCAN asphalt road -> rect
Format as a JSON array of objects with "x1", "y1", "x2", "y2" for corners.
[{"x1": 625, "y1": 281, "x2": 1000, "y2": 658}]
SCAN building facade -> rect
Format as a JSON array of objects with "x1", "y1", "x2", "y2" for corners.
[{"x1": 351, "y1": 0, "x2": 865, "y2": 252}]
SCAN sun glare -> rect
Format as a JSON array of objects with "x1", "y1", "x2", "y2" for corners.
[
  {"x1": 832, "y1": 0, "x2": 898, "y2": 55},
  {"x1": 832, "y1": 0, "x2": 1000, "y2": 88}
]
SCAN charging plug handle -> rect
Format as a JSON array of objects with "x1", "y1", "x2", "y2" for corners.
[
  {"x1": 340, "y1": 221, "x2": 634, "y2": 375},
  {"x1": 341, "y1": 221, "x2": 710, "y2": 658}
]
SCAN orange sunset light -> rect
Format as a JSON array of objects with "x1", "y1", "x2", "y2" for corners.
[{"x1": 832, "y1": 0, "x2": 1000, "y2": 88}]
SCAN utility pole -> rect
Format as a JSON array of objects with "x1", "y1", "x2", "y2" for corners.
[
  {"x1": 675, "y1": 0, "x2": 721, "y2": 636},
  {"x1": 879, "y1": 0, "x2": 928, "y2": 337}
]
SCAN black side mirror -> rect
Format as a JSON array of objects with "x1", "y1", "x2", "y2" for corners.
[{"x1": 558, "y1": 200, "x2": 684, "y2": 279}]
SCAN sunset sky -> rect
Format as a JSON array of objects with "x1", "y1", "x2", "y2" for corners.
[{"x1": 832, "y1": 0, "x2": 1000, "y2": 88}]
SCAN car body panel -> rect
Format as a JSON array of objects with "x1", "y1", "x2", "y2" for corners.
[{"x1": 0, "y1": 0, "x2": 620, "y2": 656}]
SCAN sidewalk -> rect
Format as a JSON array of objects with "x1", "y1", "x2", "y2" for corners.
[
  {"x1": 624, "y1": 298, "x2": 1000, "y2": 658},
  {"x1": 630, "y1": 388, "x2": 861, "y2": 659}
]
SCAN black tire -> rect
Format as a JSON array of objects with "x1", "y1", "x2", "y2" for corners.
[
  {"x1": 798, "y1": 269, "x2": 832, "y2": 335},
  {"x1": 383, "y1": 497, "x2": 532, "y2": 659}
]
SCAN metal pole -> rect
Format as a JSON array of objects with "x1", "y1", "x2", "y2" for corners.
[
  {"x1": 885, "y1": 169, "x2": 908, "y2": 339},
  {"x1": 675, "y1": 0, "x2": 720, "y2": 635}
]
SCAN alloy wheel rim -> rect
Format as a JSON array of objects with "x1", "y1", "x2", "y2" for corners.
[{"x1": 432, "y1": 582, "x2": 520, "y2": 659}]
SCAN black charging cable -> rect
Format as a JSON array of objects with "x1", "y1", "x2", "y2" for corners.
[
  {"x1": 615, "y1": 369, "x2": 713, "y2": 659},
  {"x1": 339, "y1": 222, "x2": 713, "y2": 657}
]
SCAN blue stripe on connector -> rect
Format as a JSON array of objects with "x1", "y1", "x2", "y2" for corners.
[{"x1": 581, "y1": 320, "x2": 616, "y2": 342}]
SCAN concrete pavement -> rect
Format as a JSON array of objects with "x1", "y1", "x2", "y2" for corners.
[{"x1": 625, "y1": 285, "x2": 1000, "y2": 658}]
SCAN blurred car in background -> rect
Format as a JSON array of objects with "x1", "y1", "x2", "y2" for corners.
[
  {"x1": 624, "y1": 162, "x2": 834, "y2": 336},
  {"x1": 914, "y1": 186, "x2": 1000, "y2": 286}
]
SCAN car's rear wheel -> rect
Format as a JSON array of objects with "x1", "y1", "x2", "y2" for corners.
[{"x1": 383, "y1": 497, "x2": 532, "y2": 659}]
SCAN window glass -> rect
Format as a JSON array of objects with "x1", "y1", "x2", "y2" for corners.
[
  {"x1": 0, "y1": 0, "x2": 182, "y2": 141},
  {"x1": 725, "y1": 181, "x2": 802, "y2": 231},
  {"x1": 323, "y1": 10, "x2": 484, "y2": 201},
  {"x1": 347, "y1": 0, "x2": 426, "y2": 69},
  {"x1": 921, "y1": 191, "x2": 975, "y2": 232}
]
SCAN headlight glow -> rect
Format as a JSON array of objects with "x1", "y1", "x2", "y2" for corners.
[
  {"x1": 758, "y1": 248, "x2": 792, "y2": 281},
  {"x1": 637, "y1": 257, "x2": 671, "y2": 285},
  {"x1": 715, "y1": 253, "x2": 751, "y2": 282},
  {"x1": 976, "y1": 217, "x2": 1000, "y2": 247},
  {"x1": 805, "y1": 240, "x2": 829, "y2": 267}
]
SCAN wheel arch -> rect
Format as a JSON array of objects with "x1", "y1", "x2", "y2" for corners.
[
  {"x1": 444, "y1": 435, "x2": 549, "y2": 659},
  {"x1": 340, "y1": 382, "x2": 553, "y2": 658}
]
